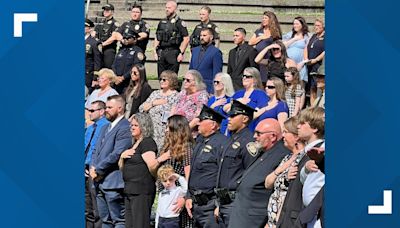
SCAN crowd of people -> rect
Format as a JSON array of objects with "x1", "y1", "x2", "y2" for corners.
[{"x1": 85, "y1": 1, "x2": 325, "y2": 228}]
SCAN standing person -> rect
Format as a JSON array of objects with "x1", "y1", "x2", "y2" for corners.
[
  {"x1": 311, "y1": 62, "x2": 325, "y2": 109},
  {"x1": 248, "y1": 11, "x2": 282, "y2": 84},
  {"x1": 229, "y1": 119, "x2": 290, "y2": 228},
  {"x1": 86, "y1": 19, "x2": 103, "y2": 94},
  {"x1": 139, "y1": 70, "x2": 180, "y2": 152},
  {"x1": 95, "y1": 4, "x2": 119, "y2": 68},
  {"x1": 304, "y1": 19, "x2": 325, "y2": 103},
  {"x1": 156, "y1": 165, "x2": 188, "y2": 228},
  {"x1": 85, "y1": 68, "x2": 119, "y2": 109},
  {"x1": 214, "y1": 100, "x2": 258, "y2": 227},
  {"x1": 189, "y1": 28, "x2": 223, "y2": 93},
  {"x1": 158, "y1": 115, "x2": 195, "y2": 228},
  {"x1": 119, "y1": 113, "x2": 159, "y2": 228},
  {"x1": 284, "y1": 67, "x2": 305, "y2": 117},
  {"x1": 227, "y1": 28, "x2": 259, "y2": 91},
  {"x1": 123, "y1": 64, "x2": 152, "y2": 118},
  {"x1": 207, "y1": 72, "x2": 235, "y2": 136},
  {"x1": 185, "y1": 105, "x2": 227, "y2": 228},
  {"x1": 190, "y1": 6, "x2": 220, "y2": 49},
  {"x1": 85, "y1": 101, "x2": 109, "y2": 228},
  {"x1": 153, "y1": 0, "x2": 189, "y2": 77},
  {"x1": 90, "y1": 95, "x2": 133, "y2": 228}
]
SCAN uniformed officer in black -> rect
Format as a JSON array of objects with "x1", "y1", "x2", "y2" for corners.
[
  {"x1": 94, "y1": 4, "x2": 119, "y2": 69},
  {"x1": 190, "y1": 6, "x2": 220, "y2": 49},
  {"x1": 85, "y1": 19, "x2": 102, "y2": 94},
  {"x1": 185, "y1": 105, "x2": 227, "y2": 228},
  {"x1": 108, "y1": 5, "x2": 148, "y2": 94},
  {"x1": 153, "y1": 0, "x2": 189, "y2": 78},
  {"x1": 214, "y1": 100, "x2": 258, "y2": 227}
]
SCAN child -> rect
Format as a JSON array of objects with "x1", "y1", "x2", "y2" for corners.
[{"x1": 156, "y1": 165, "x2": 188, "y2": 228}]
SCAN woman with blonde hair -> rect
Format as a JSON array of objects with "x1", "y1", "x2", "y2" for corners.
[{"x1": 85, "y1": 68, "x2": 118, "y2": 109}]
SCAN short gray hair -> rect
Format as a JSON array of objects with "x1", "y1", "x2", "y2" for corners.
[{"x1": 130, "y1": 112, "x2": 154, "y2": 138}]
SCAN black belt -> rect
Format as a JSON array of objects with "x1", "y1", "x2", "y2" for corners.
[
  {"x1": 192, "y1": 191, "x2": 215, "y2": 206},
  {"x1": 159, "y1": 46, "x2": 179, "y2": 51}
]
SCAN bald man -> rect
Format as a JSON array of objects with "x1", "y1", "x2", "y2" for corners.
[{"x1": 228, "y1": 118, "x2": 290, "y2": 228}]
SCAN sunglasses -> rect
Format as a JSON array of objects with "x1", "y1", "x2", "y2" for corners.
[
  {"x1": 242, "y1": 74, "x2": 253, "y2": 79},
  {"x1": 87, "y1": 108, "x2": 102, "y2": 113},
  {"x1": 213, "y1": 80, "x2": 222, "y2": 85},
  {"x1": 266, "y1": 85, "x2": 276, "y2": 89},
  {"x1": 160, "y1": 78, "x2": 168, "y2": 82},
  {"x1": 184, "y1": 78, "x2": 192, "y2": 83},
  {"x1": 272, "y1": 48, "x2": 281, "y2": 51}
]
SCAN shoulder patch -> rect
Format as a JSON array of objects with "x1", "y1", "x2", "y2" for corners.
[
  {"x1": 114, "y1": 21, "x2": 120, "y2": 27},
  {"x1": 137, "y1": 52, "x2": 144, "y2": 61},
  {"x1": 232, "y1": 142, "x2": 240, "y2": 149},
  {"x1": 214, "y1": 26, "x2": 219, "y2": 33},
  {"x1": 97, "y1": 44, "x2": 103, "y2": 53},
  {"x1": 86, "y1": 44, "x2": 91, "y2": 52},
  {"x1": 246, "y1": 142, "x2": 258, "y2": 157},
  {"x1": 145, "y1": 23, "x2": 150, "y2": 29},
  {"x1": 181, "y1": 20, "x2": 187, "y2": 27}
]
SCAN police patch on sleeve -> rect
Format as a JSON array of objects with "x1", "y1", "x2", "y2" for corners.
[
  {"x1": 137, "y1": 52, "x2": 144, "y2": 61},
  {"x1": 181, "y1": 20, "x2": 187, "y2": 27},
  {"x1": 246, "y1": 142, "x2": 258, "y2": 157},
  {"x1": 114, "y1": 21, "x2": 120, "y2": 27},
  {"x1": 232, "y1": 142, "x2": 241, "y2": 149},
  {"x1": 97, "y1": 44, "x2": 103, "y2": 53},
  {"x1": 86, "y1": 44, "x2": 91, "y2": 53},
  {"x1": 214, "y1": 26, "x2": 219, "y2": 33}
]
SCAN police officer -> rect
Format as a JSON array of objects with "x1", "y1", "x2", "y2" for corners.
[
  {"x1": 109, "y1": 5, "x2": 148, "y2": 94},
  {"x1": 190, "y1": 6, "x2": 220, "y2": 49},
  {"x1": 94, "y1": 4, "x2": 119, "y2": 69},
  {"x1": 185, "y1": 105, "x2": 227, "y2": 228},
  {"x1": 214, "y1": 100, "x2": 258, "y2": 227},
  {"x1": 153, "y1": 0, "x2": 189, "y2": 78},
  {"x1": 85, "y1": 19, "x2": 102, "y2": 94}
]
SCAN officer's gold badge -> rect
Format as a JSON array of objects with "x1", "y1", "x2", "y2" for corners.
[
  {"x1": 232, "y1": 142, "x2": 240, "y2": 149},
  {"x1": 246, "y1": 142, "x2": 258, "y2": 157},
  {"x1": 171, "y1": 18, "x2": 176, "y2": 24},
  {"x1": 107, "y1": 20, "x2": 112, "y2": 25},
  {"x1": 203, "y1": 145, "x2": 212, "y2": 153},
  {"x1": 207, "y1": 24, "x2": 212, "y2": 28},
  {"x1": 134, "y1": 25, "x2": 140, "y2": 31}
]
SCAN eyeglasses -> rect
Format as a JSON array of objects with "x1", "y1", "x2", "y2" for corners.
[
  {"x1": 242, "y1": 74, "x2": 253, "y2": 79},
  {"x1": 213, "y1": 80, "x2": 221, "y2": 85},
  {"x1": 160, "y1": 78, "x2": 168, "y2": 82},
  {"x1": 87, "y1": 108, "x2": 102, "y2": 113},
  {"x1": 254, "y1": 130, "x2": 276, "y2": 137},
  {"x1": 266, "y1": 85, "x2": 276, "y2": 89},
  {"x1": 184, "y1": 78, "x2": 192, "y2": 83},
  {"x1": 272, "y1": 48, "x2": 281, "y2": 51}
]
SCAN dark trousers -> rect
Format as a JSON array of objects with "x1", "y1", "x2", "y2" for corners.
[
  {"x1": 85, "y1": 177, "x2": 102, "y2": 228},
  {"x1": 103, "y1": 48, "x2": 116, "y2": 69},
  {"x1": 158, "y1": 217, "x2": 180, "y2": 228},
  {"x1": 96, "y1": 187, "x2": 125, "y2": 228},
  {"x1": 157, "y1": 49, "x2": 180, "y2": 78},
  {"x1": 218, "y1": 202, "x2": 233, "y2": 228},
  {"x1": 125, "y1": 193, "x2": 155, "y2": 228},
  {"x1": 192, "y1": 199, "x2": 220, "y2": 228}
]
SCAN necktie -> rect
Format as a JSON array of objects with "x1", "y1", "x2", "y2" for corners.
[
  {"x1": 235, "y1": 46, "x2": 242, "y2": 65},
  {"x1": 85, "y1": 123, "x2": 97, "y2": 156}
]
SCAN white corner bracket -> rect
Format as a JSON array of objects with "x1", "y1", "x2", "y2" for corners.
[
  {"x1": 14, "y1": 13, "x2": 38, "y2": 37},
  {"x1": 368, "y1": 190, "x2": 392, "y2": 214}
]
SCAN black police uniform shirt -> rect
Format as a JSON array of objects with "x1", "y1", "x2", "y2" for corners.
[
  {"x1": 95, "y1": 17, "x2": 120, "y2": 49},
  {"x1": 188, "y1": 132, "x2": 227, "y2": 195},
  {"x1": 85, "y1": 35, "x2": 102, "y2": 73},
  {"x1": 156, "y1": 14, "x2": 189, "y2": 49},
  {"x1": 117, "y1": 19, "x2": 150, "y2": 52},
  {"x1": 190, "y1": 21, "x2": 219, "y2": 48},
  {"x1": 217, "y1": 127, "x2": 258, "y2": 191}
]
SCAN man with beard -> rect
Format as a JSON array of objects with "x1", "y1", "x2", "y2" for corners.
[
  {"x1": 189, "y1": 28, "x2": 223, "y2": 94},
  {"x1": 228, "y1": 118, "x2": 290, "y2": 228},
  {"x1": 90, "y1": 95, "x2": 132, "y2": 228},
  {"x1": 185, "y1": 105, "x2": 227, "y2": 228},
  {"x1": 214, "y1": 100, "x2": 258, "y2": 227},
  {"x1": 153, "y1": 0, "x2": 189, "y2": 77}
]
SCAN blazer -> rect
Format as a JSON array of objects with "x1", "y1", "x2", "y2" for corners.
[
  {"x1": 189, "y1": 44, "x2": 223, "y2": 93},
  {"x1": 91, "y1": 117, "x2": 132, "y2": 189},
  {"x1": 229, "y1": 140, "x2": 290, "y2": 228},
  {"x1": 227, "y1": 43, "x2": 259, "y2": 91}
]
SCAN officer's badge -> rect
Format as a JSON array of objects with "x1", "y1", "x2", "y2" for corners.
[
  {"x1": 246, "y1": 142, "x2": 258, "y2": 157},
  {"x1": 207, "y1": 24, "x2": 212, "y2": 28},
  {"x1": 203, "y1": 145, "x2": 212, "y2": 153},
  {"x1": 129, "y1": 51, "x2": 135, "y2": 55},
  {"x1": 171, "y1": 18, "x2": 176, "y2": 24},
  {"x1": 135, "y1": 24, "x2": 140, "y2": 31},
  {"x1": 181, "y1": 20, "x2": 187, "y2": 27},
  {"x1": 137, "y1": 52, "x2": 144, "y2": 61},
  {"x1": 107, "y1": 20, "x2": 112, "y2": 24},
  {"x1": 85, "y1": 44, "x2": 91, "y2": 53},
  {"x1": 232, "y1": 142, "x2": 240, "y2": 149},
  {"x1": 97, "y1": 44, "x2": 103, "y2": 53}
]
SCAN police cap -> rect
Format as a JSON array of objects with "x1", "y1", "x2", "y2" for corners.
[
  {"x1": 228, "y1": 99, "x2": 255, "y2": 119},
  {"x1": 85, "y1": 19, "x2": 95, "y2": 28},
  {"x1": 198, "y1": 105, "x2": 225, "y2": 123},
  {"x1": 102, "y1": 4, "x2": 115, "y2": 11}
]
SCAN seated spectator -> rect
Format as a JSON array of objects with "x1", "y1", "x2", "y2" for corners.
[
  {"x1": 255, "y1": 77, "x2": 289, "y2": 130},
  {"x1": 139, "y1": 70, "x2": 179, "y2": 152},
  {"x1": 284, "y1": 67, "x2": 305, "y2": 117}
]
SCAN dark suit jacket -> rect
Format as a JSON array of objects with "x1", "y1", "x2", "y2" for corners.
[
  {"x1": 229, "y1": 140, "x2": 290, "y2": 228},
  {"x1": 227, "y1": 43, "x2": 259, "y2": 91},
  {"x1": 189, "y1": 44, "x2": 223, "y2": 93},
  {"x1": 91, "y1": 117, "x2": 132, "y2": 189},
  {"x1": 276, "y1": 155, "x2": 310, "y2": 228}
]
